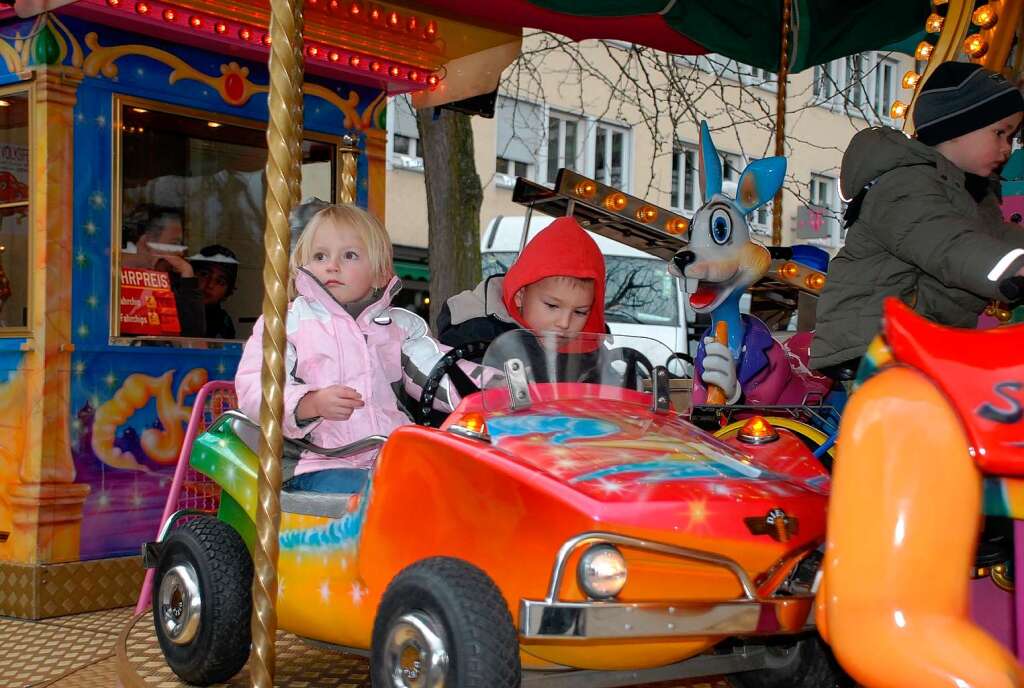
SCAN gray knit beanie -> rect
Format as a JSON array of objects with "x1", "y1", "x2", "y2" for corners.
[{"x1": 914, "y1": 62, "x2": 1024, "y2": 145}]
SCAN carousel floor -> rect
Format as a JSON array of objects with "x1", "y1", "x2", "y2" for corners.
[{"x1": 0, "y1": 606, "x2": 733, "y2": 688}]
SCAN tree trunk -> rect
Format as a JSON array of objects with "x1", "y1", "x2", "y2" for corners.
[{"x1": 417, "y1": 108, "x2": 483, "y2": 330}]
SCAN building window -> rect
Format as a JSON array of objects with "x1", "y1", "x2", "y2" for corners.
[
  {"x1": 722, "y1": 152, "x2": 741, "y2": 183},
  {"x1": 814, "y1": 52, "x2": 901, "y2": 123},
  {"x1": 495, "y1": 96, "x2": 543, "y2": 187},
  {"x1": 670, "y1": 143, "x2": 698, "y2": 214},
  {"x1": 389, "y1": 94, "x2": 422, "y2": 170},
  {"x1": 115, "y1": 97, "x2": 337, "y2": 343},
  {"x1": 543, "y1": 109, "x2": 632, "y2": 191},
  {"x1": 750, "y1": 202, "x2": 772, "y2": 236},
  {"x1": 802, "y1": 173, "x2": 840, "y2": 246},
  {"x1": 546, "y1": 113, "x2": 582, "y2": 183},
  {"x1": 0, "y1": 89, "x2": 30, "y2": 333}
]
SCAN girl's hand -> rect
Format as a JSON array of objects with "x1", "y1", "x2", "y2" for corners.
[
  {"x1": 154, "y1": 254, "x2": 194, "y2": 278},
  {"x1": 306, "y1": 385, "x2": 364, "y2": 421}
]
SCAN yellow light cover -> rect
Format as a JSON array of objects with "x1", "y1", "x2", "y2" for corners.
[
  {"x1": 973, "y1": 4, "x2": 998, "y2": 29},
  {"x1": 901, "y1": 70, "x2": 920, "y2": 90},
  {"x1": 780, "y1": 261, "x2": 800, "y2": 278},
  {"x1": 915, "y1": 41, "x2": 934, "y2": 60},
  {"x1": 665, "y1": 217, "x2": 689, "y2": 235},
  {"x1": 635, "y1": 205, "x2": 658, "y2": 223},
  {"x1": 965, "y1": 35, "x2": 988, "y2": 58},
  {"x1": 574, "y1": 180, "x2": 597, "y2": 198},
  {"x1": 603, "y1": 192, "x2": 628, "y2": 212},
  {"x1": 461, "y1": 412, "x2": 486, "y2": 434},
  {"x1": 890, "y1": 100, "x2": 908, "y2": 119},
  {"x1": 805, "y1": 272, "x2": 826, "y2": 290},
  {"x1": 925, "y1": 13, "x2": 944, "y2": 33}
]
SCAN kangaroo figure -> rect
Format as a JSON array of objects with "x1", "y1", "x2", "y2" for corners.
[{"x1": 670, "y1": 122, "x2": 831, "y2": 406}]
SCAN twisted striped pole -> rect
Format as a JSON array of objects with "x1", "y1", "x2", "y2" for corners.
[
  {"x1": 251, "y1": 0, "x2": 303, "y2": 682},
  {"x1": 771, "y1": 0, "x2": 792, "y2": 246}
]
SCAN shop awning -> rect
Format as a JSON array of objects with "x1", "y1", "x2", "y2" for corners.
[
  {"x1": 395, "y1": 259, "x2": 430, "y2": 283},
  {"x1": 407, "y1": 0, "x2": 931, "y2": 71}
]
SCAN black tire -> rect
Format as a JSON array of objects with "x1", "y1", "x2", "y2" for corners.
[
  {"x1": 730, "y1": 634, "x2": 853, "y2": 688},
  {"x1": 371, "y1": 557, "x2": 521, "y2": 688},
  {"x1": 152, "y1": 516, "x2": 253, "y2": 685}
]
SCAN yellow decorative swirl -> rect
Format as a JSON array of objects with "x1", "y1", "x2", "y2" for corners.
[{"x1": 82, "y1": 32, "x2": 369, "y2": 127}]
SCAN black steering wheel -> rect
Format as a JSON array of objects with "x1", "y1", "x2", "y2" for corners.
[
  {"x1": 417, "y1": 341, "x2": 489, "y2": 427},
  {"x1": 604, "y1": 347, "x2": 656, "y2": 391}
]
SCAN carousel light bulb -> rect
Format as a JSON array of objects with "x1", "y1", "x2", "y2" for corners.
[
  {"x1": 603, "y1": 192, "x2": 628, "y2": 212},
  {"x1": 215, "y1": 21, "x2": 227, "y2": 34},
  {"x1": 407, "y1": 16, "x2": 418, "y2": 32},
  {"x1": 805, "y1": 272, "x2": 826, "y2": 290},
  {"x1": 665, "y1": 217, "x2": 688, "y2": 235},
  {"x1": 915, "y1": 41, "x2": 934, "y2": 60},
  {"x1": 189, "y1": 15, "x2": 202, "y2": 28},
  {"x1": 573, "y1": 180, "x2": 597, "y2": 198},
  {"x1": 408, "y1": 70, "x2": 421, "y2": 82},
  {"x1": 262, "y1": 34, "x2": 272, "y2": 46},
  {"x1": 635, "y1": 205, "x2": 658, "y2": 223},
  {"x1": 427, "y1": 74, "x2": 439, "y2": 87},
  {"x1": 902, "y1": 70, "x2": 920, "y2": 89},
  {"x1": 349, "y1": 54, "x2": 361, "y2": 67},
  {"x1": 389, "y1": 65, "x2": 401, "y2": 77},
  {"x1": 370, "y1": 60, "x2": 382, "y2": 72},
  {"x1": 424, "y1": 20, "x2": 437, "y2": 38},
  {"x1": 239, "y1": 27, "x2": 252, "y2": 40},
  {"x1": 308, "y1": 45, "x2": 319, "y2": 57},
  {"x1": 387, "y1": 10, "x2": 400, "y2": 26},
  {"x1": 973, "y1": 4, "x2": 998, "y2": 29},
  {"x1": 349, "y1": 1, "x2": 361, "y2": 16},
  {"x1": 162, "y1": 8, "x2": 175, "y2": 21},
  {"x1": 965, "y1": 34, "x2": 989, "y2": 58},
  {"x1": 329, "y1": 51, "x2": 339, "y2": 62},
  {"x1": 369, "y1": 5, "x2": 381, "y2": 20},
  {"x1": 107, "y1": 0, "x2": 120, "y2": 7},
  {"x1": 780, "y1": 261, "x2": 800, "y2": 278},
  {"x1": 925, "y1": 13, "x2": 944, "y2": 33},
  {"x1": 890, "y1": 100, "x2": 908, "y2": 119},
  {"x1": 135, "y1": 2, "x2": 149, "y2": 15}
]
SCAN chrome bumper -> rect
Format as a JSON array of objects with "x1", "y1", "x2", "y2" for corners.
[
  {"x1": 520, "y1": 530, "x2": 816, "y2": 640},
  {"x1": 520, "y1": 596, "x2": 814, "y2": 639}
]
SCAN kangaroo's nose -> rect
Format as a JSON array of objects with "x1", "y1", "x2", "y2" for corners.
[{"x1": 673, "y1": 251, "x2": 696, "y2": 273}]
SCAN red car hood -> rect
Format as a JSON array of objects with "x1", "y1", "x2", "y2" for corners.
[{"x1": 484, "y1": 399, "x2": 830, "y2": 505}]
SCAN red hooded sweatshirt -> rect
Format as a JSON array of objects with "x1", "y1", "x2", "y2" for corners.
[{"x1": 501, "y1": 217, "x2": 606, "y2": 335}]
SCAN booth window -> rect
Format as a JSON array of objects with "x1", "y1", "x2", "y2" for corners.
[
  {"x1": 0, "y1": 91, "x2": 30, "y2": 334},
  {"x1": 115, "y1": 98, "x2": 337, "y2": 343}
]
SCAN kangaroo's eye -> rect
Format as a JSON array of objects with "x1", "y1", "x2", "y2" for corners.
[{"x1": 710, "y1": 209, "x2": 732, "y2": 245}]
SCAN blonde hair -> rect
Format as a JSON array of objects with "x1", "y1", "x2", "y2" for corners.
[{"x1": 288, "y1": 204, "x2": 394, "y2": 299}]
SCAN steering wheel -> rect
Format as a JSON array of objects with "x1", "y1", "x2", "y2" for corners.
[
  {"x1": 417, "y1": 341, "x2": 489, "y2": 427},
  {"x1": 604, "y1": 347, "x2": 655, "y2": 391}
]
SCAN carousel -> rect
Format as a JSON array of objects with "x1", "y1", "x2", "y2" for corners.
[{"x1": 0, "y1": 0, "x2": 1020, "y2": 686}]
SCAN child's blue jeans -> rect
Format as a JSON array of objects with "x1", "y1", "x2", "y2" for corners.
[{"x1": 283, "y1": 468, "x2": 367, "y2": 494}]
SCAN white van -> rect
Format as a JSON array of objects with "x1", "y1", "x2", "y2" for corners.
[{"x1": 481, "y1": 215, "x2": 695, "y2": 363}]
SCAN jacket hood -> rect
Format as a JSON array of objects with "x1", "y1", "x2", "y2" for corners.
[
  {"x1": 501, "y1": 217, "x2": 606, "y2": 334},
  {"x1": 294, "y1": 268, "x2": 400, "y2": 326},
  {"x1": 841, "y1": 127, "x2": 943, "y2": 199}
]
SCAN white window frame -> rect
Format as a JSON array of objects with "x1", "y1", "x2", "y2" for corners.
[
  {"x1": 807, "y1": 173, "x2": 841, "y2": 247},
  {"x1": 676, "y1": 54, "x2": 777, "y2": 92},
  {"x1": 670, "y1": 142, "x2": 699, "y2": 216},
  {"x1": 541, "y1": 108, "x2": 633, "y2": 192},
  {"x1": 386, "y1": 95, "x2": 423, "y2": 172},
  {"x1": 750, "y1": 201, "x2": 772, "y2": 237},
  {"x1": 812, "y1": 52, "x2": 900, "y2": 124},
  {"x1": 495, "y1": 156, "x2": 533, "y2": 189}
]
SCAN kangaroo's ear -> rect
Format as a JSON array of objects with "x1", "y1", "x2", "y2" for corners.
[
  {"x1": 734, "y1": 156, "x2": 787, "y2": 214},
  {"x1": 698, "y1": 121, "x2": 722, "y2": 203}
]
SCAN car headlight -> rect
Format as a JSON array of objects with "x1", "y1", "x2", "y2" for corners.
[{"x1": 577, "y1": 544, "x2": 627, "y2": 600}]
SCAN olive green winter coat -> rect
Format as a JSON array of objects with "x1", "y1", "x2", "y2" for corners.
[{"x1": 810, "y1": 127, "x2": 1024, "y2": 370}]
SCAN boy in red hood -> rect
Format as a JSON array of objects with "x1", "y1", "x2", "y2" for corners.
[{"x1": 438, "y1": 216, "x2": 606, "y2": 357}]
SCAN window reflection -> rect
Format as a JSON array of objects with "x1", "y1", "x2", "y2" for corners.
[
  {"x1": 117, "y1": 102, "x2": 336, "y2": 341},
  {"x1": 0, "y1": 92, "x2": 29, "y2": 331}
]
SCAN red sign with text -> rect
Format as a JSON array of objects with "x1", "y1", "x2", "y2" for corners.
[{"x1": 119, "y1": 268, "x2": 181, "y2": 336}]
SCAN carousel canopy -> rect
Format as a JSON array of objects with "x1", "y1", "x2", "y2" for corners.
[{"x1": 406, "y1": 0, "x2": 932, "y2": 71}]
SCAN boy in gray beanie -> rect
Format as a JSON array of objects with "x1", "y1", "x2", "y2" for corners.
[{"x1": 811, "y1": 62, "x2": 1024, "y2": 376}]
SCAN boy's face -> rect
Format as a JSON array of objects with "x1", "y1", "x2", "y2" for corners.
[
  {"x1": 939, "y1": 112, "x2": 1023, "y2": 177},
  {"x1": 513, "y1": 276, "x2": 595, "y2": 338},
  {"x1": 197, "y1": 264, "x2": 231, "y2": 305},
  {"x1": 304, "y1": 223, "x2": 375, "y2": 303}
]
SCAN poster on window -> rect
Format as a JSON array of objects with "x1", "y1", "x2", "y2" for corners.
[
  {"x1": 795, "y1": 205, "x2": 831, "y2": 239},
  {"x1": 119, "y1": 267, "x2": 181, "y2": 335},
  {"x1": 0, "y1": 143, "x2": 28, "y2": 212}
]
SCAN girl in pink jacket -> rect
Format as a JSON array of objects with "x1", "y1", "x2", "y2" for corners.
[{"x1": 235, "y1": 204, "x2": 463, "y2": 493}]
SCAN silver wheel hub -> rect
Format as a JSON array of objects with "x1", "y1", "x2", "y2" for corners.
[
  {"x1": 384, "y1": 611, "x2": 449, "y2": 688},
  {"x1": 158, "y1": 562, "x2": 202, "y2": 645}
]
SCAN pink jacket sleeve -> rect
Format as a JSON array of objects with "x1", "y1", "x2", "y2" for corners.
[{"x1": 234, "y1": 316, "x2": 323, "y2": 438}]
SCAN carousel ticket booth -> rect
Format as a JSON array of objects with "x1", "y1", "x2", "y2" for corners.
[{"x1": 0, "y1": 1, "x2": 517, "y2": 618}]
